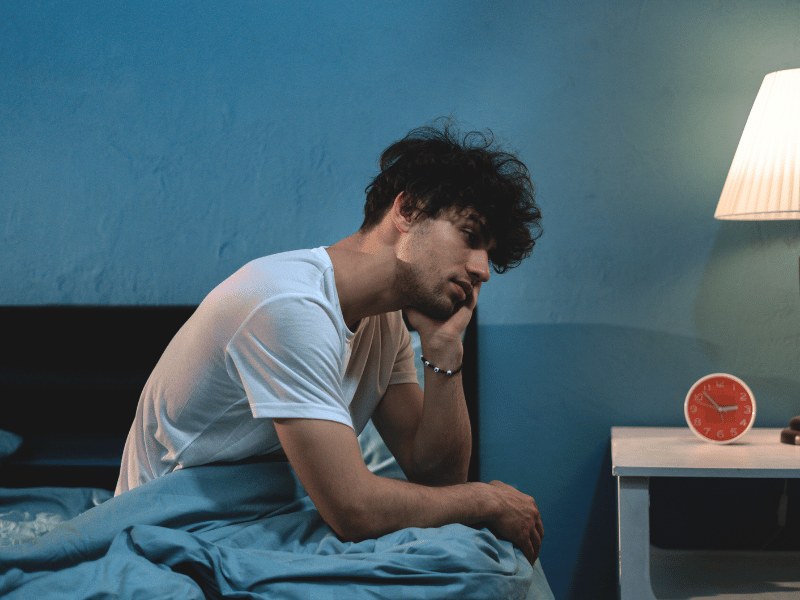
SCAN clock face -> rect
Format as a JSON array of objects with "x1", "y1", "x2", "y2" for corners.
[{"x1": 684, "y1": 373, "x2": 756, "y2": 444}]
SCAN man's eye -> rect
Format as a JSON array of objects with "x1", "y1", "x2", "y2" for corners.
[{"x1": 463, "y1": 230, "x2": 477, "y2": 245}]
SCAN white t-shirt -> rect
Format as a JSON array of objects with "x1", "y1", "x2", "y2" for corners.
[{"x1": 116, "y1": 247, "x2": 418, "y2": 495}]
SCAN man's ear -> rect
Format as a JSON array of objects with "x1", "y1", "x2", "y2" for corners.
[{"x1": 390, "y1": 192, "x2": 418, "y2": 234}]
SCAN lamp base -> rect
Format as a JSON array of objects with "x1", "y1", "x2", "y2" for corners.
[
  {"x1": 779, "y1": 415, "x2": 800, "y2": 445},
  {"x1": 777, "y1": 258, "x2": 800, "y2": 445}
]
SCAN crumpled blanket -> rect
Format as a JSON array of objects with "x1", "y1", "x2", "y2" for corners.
[
  {"x1": 0, "y1": 461, "x2": 552, "y2": 599},
  {"x1": 0, "y1": 487, "x2": 112, "y2": 547}
]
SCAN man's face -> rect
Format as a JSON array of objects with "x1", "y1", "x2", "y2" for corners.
[{"x1": 397, "y1": 208, "x2": 494, "y2": 321}]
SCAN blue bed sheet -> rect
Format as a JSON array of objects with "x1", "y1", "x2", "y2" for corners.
[{"x1": 0, "y1": 460, "x2": 553, "y2": 599}]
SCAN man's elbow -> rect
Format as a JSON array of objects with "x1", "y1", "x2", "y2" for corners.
[{"x1": 321, "y1": 496, "x2": 380, "y2": 542}]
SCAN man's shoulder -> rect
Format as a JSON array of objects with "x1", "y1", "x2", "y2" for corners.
[
  {"x1": 246, "y1": 246, "x2": 331, "y2": 277},
  {"x1": 214, "y1": 247, "x2": 334, "y2": 300}
]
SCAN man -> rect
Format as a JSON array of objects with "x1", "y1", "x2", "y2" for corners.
[{"x1": 116, "y1": 119, "x2": 545, "y2": 564}]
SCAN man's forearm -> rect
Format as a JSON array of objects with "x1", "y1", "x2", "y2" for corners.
[
  {"x1": 344, "y1": 473, "x2": 492, "y2": 541},
  {"x1": 409, "y1": 349, "x2": 472, "y2": 486},
  {"x1": 342, "y1": 469, "x2": 543, "y2": 566}
]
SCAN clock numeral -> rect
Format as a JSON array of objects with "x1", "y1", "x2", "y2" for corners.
[
  {"x1": 730, "y1": 427, "x2": 738, "y2": 436},
  {"x1": 739, "y1": 393, "x2": 748, "y2": 402},
  {"x1": 690, "y1": 405, "x2": 698, "y2": 413},
  {"x1": 744, "y1": 406, "x2": 752, "y2": 415},
  {"x1": 694, "y1": 418, "x2": 702, "y2": 427},
  {"x1": 704, "y1": 427, "x2": 711, "y2": 435},
  {"x1": 740, "y1": 418, "x2": 748, "y2": 427},
  {"x1": 716, "y1": 430, "x2": 725, "y2": 439},
  {"x1": 694, "y1": 393, "x2": 703, "y2": 402}
]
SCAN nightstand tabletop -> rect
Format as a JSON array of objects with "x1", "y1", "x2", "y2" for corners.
[{"x1": 612, "y1": 427, "x2": 800, "y2": 478}]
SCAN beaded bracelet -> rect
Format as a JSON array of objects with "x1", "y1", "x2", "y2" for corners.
[{"x1": 420, "y1": 355, "x2": 463, "y2": 376}]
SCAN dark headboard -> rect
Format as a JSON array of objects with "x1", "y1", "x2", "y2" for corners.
[
  {"x1": 463, "y1": 309, "x2": 480, "y2": 482},
  {"x1": 2, "y1": 306, "x2": 197, "y2": 489}
]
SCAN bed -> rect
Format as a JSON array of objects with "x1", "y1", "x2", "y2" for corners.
[{"x1": 0, "y1": 305, "x2": 553, "y2": 599}]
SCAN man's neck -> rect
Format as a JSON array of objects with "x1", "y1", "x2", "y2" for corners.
[{"x1": 325, "y1": 231, "x2": 402, "y2": 330}]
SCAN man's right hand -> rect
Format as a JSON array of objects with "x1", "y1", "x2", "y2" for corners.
[{"x1": 484, "y1": 480, "x2": 544, "y2": 565}]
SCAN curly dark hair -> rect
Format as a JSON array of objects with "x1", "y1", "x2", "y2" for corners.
[{"x1": 361, "y1": 118, "x2": 542, "y2": 273}]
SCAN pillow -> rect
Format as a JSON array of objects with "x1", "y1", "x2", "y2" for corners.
[{"x1": 0, "y1": 430, "x2": 22, "y2": 459}]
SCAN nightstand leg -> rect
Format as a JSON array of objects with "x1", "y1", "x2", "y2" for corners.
[{"x1": 617, "y1": 476, "x2": 657, "y2": 600}]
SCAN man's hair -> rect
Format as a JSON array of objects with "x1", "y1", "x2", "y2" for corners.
[{"x1": 361, "y1": 118, "x2": 542, "y2": 273}]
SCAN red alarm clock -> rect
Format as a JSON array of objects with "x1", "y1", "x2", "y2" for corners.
[{"x1": 684, "y1": 373, "x2": 756, "y2": 444}]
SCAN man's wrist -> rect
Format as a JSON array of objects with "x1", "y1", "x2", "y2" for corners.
[
  {"x1": 418, "y1": 340, "x2": 463, "y2": 371},
  {"x1": 420, "y1": 355, "x2": 463, "y2": 376},
  {"x1": 468, "y1": 481, "x2": 500, "y2": 524}
]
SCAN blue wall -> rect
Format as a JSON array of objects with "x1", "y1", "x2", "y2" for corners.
[{"x1": 3, "y1": 1, "x2": 800, "y2": 597}]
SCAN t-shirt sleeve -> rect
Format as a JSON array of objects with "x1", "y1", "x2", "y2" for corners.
[
  {"x1": 224, "y1": 294, "x2": 354, "y2": 429},
  {"x1": 389, "y1": 316, "x2": 419, "y2": 386}
]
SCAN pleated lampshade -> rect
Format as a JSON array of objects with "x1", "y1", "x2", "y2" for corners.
[{"x1": 715, "y1": 68, "x2": 800, "y2": 220}]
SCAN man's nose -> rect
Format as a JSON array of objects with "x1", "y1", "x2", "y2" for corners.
[{"x1": 468, "y1": 250, "x2": 491, "y2": 284}]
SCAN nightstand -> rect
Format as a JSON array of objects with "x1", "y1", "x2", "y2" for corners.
[{"x1": 612, "y1": 427, "x2": 800, "y2": 600}]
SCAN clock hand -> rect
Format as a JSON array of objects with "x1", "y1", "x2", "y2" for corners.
[
  {"x1": 719, "y1": 405, "x2": 738, "y2": 412},
  {"x1": 703, "y1": 392, "x2": 722, "y2": 409},
  {"x1": 696, "y1": 400, "x2": 718, "y2": 410}
]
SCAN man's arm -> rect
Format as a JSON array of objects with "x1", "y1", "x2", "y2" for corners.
[
  {"x1": 272, "y1": 417, "x2": 543, "y2": 564},
  {"x1": 370, "y1": 376, "x2": 470, "y2": 486},
  {"x1": 371, "y1": 282, "x2": 482, "y2": 486}
]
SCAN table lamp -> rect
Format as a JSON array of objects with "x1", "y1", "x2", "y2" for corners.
[{"x1": 714, "y1": 68, "x2": 800, "y2": 445}]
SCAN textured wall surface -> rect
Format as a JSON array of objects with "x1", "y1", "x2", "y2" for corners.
[{"x1": 3, "y1": 1, "x2": 800, "y2": 598}]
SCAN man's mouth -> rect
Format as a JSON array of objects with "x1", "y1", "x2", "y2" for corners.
[{"x1": 454, "y1": 281, "x2": 472, "y2": 301}]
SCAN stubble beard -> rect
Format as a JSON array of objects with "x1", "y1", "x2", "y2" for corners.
[{"x1": 397, "y1": 264, "x2": 461, "y2": 322}]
